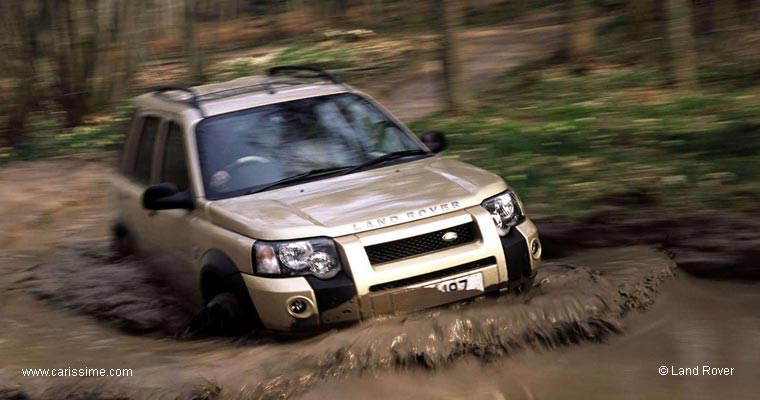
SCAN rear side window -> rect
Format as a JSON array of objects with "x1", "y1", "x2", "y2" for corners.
[
  {"x1": 117, "y1": 108, "x2": 136, "y2": 170},
  {"x1": 161, "y1": 122, "x2": 189, "y2": 192},
  {"x1": 133, "y1": 116, "x2": 160, "y2": 184}
]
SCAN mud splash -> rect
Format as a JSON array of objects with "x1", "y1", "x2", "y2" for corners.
[
  {"x1": 9, "y1": 241, "x2": 674, "y2": 399},
  {"x1": 14, "y1": 242, "x2": 193, "y2": 337},
  {"x1": 242, "y1": 247, "x2": 674, "y2": 399}
]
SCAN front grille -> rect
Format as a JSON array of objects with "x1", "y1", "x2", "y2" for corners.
[
  {"x1": 365, "y1": 222, "x2": 477, "y2": 265},
  {"x1": 369, "y1": 257, "x2": 496, "y2": 292}
]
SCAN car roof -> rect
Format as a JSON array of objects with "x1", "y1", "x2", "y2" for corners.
[{"x1": 134, "y1": 75, "x2": 350, "y2": 119}]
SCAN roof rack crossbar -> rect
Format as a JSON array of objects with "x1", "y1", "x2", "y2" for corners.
[
  {"x1": 153, "y1": 85, "x2": 206, "y2": 117},
  {"x1": 197, "y1": 80, "x2": 305, "y2": 102},
  {"x1": 267, "y1": 65, "x2": 339, "y2": 84}
]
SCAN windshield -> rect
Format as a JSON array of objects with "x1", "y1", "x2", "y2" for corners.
[{"x1": 195, "y1": 93, "x2": 425, "y2": 199}]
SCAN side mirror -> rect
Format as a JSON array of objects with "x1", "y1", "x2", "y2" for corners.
[
  {"x1": 143, "y1": 183, "x2": 194, "y2": 211},
  {"x1": 420, "y1": 130, "x2": 447, "y2": 153}
]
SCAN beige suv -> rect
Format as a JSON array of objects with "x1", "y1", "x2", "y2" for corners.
[{"x1": 113, "y1": 66, "x2": 541, "y2": 334}]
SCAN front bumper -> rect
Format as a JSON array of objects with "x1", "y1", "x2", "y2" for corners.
[{"x1": 243, "y1": 207, "x2": 541, "y2": 332}]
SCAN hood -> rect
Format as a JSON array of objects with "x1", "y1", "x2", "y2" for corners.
[{"x1": 206, "y1": 157, "x2": 507, "y2": 240}]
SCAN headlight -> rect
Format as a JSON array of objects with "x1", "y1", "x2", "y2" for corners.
[
  {"x1": 254, "y1": 238, "x2": 342, "y2": 279},
  {"x1": 481, "y1": 189, "x2": 525, "y2": 236}
]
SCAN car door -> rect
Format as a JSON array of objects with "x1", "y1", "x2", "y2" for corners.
[
  {"x1": 150, "y1": 120, "x2": 203, "y2": 303},
  {"x1": 116, "y1": 113, "x2": 162, "y2": 253}
]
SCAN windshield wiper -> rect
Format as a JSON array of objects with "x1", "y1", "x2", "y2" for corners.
[
  {"x1": 245, "y1": 166, "x2": 353, "y2": 194},
  {"x1": 342, "y1": 149, "x2": 430, "y2": 175}
]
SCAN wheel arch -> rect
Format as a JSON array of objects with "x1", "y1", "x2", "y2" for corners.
[{"x1": 200, "y1": 249, "x2": 262, "y2": 327}]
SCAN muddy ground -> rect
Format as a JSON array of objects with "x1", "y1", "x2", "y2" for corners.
[
  {"x1": 2, "y1": 18, "x2": 759, "y2": 400},
  {"x1": 1, "y1": 154, "x2": 758, "y2": 400}
]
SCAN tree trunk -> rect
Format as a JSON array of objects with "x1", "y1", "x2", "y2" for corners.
[
  {"x1": 628, "y1": 0, "x2": 652, "y2": 42},
  {"x1": 106, "y1": 0, "x2": 138, "y2": 103},
  {"x1": 665, "y1": 0, "x2": 697, "y2": 88},
  {"x1": 437, "y1": 0, "x2": 469, "y2": 113},
  {"x1": 48, "y1": 0, "x2": 97, "y2": 128},
  {"x1": 0, "y1": 0, "x2": 41, "y2": 148},
  {"x1": 332, "y1": 0, "x2": 350, "y2": 26},
  {"x1": 713, "y1": 0, "x2": 738, "y2": 38},
  {"x1": 565, "y1": 0, "x2": 594, "y2": 69},
  {"x1": 185, "y1": 0, "x2": 205, "y2": 83},
  {"x1": 4, "y1": 69, "x2": 38, "y2": 147}
]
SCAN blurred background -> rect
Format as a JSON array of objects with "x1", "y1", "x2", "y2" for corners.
[
  {"x1": 1, "y1": 2, "x2": 760, "y2": 399},
  {"x1": 1, "y1": 0, "x2": 759, "y2": 216}
]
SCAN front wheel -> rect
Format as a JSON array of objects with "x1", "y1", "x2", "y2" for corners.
[
  {"x1": 111, "y1": 223, "x2": 135, "y2": 259},
  {"x1": 508, "y1": 272, "x2": 536, "y2": 294},
  {"x1": 190, "y1": 292, "x2": 251, "y2": 336}
]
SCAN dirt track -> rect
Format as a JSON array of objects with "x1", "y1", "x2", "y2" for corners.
[{"x1": 376, "y1": 16, "x2": 563, "y2": 122}]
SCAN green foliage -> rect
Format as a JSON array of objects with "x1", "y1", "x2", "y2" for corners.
[
  {"x1": 211, "y1": 40, "x2": 370, "y2": 82},
  {"x1": 411, "y1": 66, "x2": 760, "y2": 214},
  {"x1": 1, "y1": 103, "x2": 132, "y2": 163},
  {"x1": 274, "y1": 43, "x2": 355, "y2": 69},
  {"x1": 697, "y1": 64, "x2": 760, "y2": 89}
]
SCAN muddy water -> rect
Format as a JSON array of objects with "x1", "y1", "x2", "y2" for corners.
[
  {"x1": 2, "y1": 239, "x2": 675, "y2": 399},
  {"x1": 1, "y1": 158, "x2": 757, "y2": 400},
  {"x1": 304, "y1": 276, "x2": 760, "y2": 400}
]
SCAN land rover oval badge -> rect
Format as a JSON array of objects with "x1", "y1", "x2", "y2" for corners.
[{"x1": 442, "y1": 231, "x2": 459, "y2": 242}]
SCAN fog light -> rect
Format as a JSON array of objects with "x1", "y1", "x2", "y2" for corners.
[
  {"x1": 530, "y1": 239, "x2": 542, "y2": 259},
  {"x1": 290, "y1": 299, "x2": 307, "y2": 314},
  {"x1": 286, "y1": 296, "x2": 315, "y2": 319}
]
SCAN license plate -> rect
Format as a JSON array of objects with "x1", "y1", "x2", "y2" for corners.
[{"x1": 424, "y1": 272, "x2": 484, "y2": 293}]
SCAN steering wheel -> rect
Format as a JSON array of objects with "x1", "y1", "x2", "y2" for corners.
[
  {"x1": 224, "y1": 156, "x2": 271, "y2": 171},
  {"x1": 211, "y1": 156, "x2": 272, "y2": 192}
]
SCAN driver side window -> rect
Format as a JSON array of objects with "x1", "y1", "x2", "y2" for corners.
[{"x1": 161, "y1": 122, "x2": 190, "y2": 192}]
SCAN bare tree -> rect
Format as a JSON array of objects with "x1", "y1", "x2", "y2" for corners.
[
  {"x1": 713, "y1": 0, "x2": 738, "y2": 39},
  {"x1": 563, "y1": 0, "x2": 594, "y2": 69},
  {"x1": 47, "y1": 0, "x2": 99, "y2": 127},
  {"x1": 665, "y1": 0, "x2": 697, "y2": 88},
  {"x1": 0, "y1": 0, "x2": 43, "y2": 147},
  {"x1": 627, "y1": 0, "x2": 651, "y2": 43},
  {"x1": 46, "y1": 0, "x2": 142, "y2": 127},
  {"x1": 437, "y1": 0, "x2": 469, "y2": 113},
  {"x1": 185, "y1": 0, "x2": 205, "y2": 83}
]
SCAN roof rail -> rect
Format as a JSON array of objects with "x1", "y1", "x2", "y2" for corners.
[
  {"x1": 267, "y1": 65, "x2": 339, "y2": 84},
  {"x1": 152, "y1": 85, "x2": 206, "y2": 117},
  {"x1": 150, "y1": 67, "x2": 340, "y2": 115}
]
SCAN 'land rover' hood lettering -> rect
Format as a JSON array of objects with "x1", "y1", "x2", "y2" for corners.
[
  {"x1": 351, "y1": 201, "x2": 462, "y2": 232},
  {"x1": 206, "y1": 157, "x2": 507, "y2": 240}
]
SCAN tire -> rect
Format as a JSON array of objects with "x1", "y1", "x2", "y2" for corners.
[
  {"x1": 190, "y1": 292, "x2": 250, "y2": 337},
  {"x1": 111, "y1": 223, "x2": 135, "y2": 259},
  {"x1": 509, "y1": 273, "x2": 536, "y2": 295}
]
